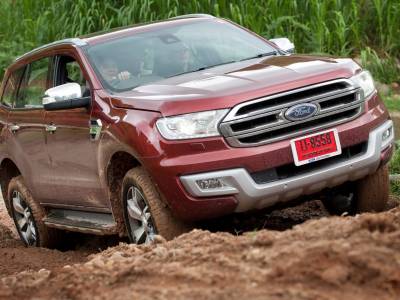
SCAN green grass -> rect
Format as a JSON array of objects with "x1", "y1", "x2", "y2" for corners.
[
  {"x1": 361, "y1": 47, "x2": 400, "y2": 84},
  {"x1": 385, "y1": 93, "x2": 400, "y2": 194},
  {"x1": 389, "y1": 143, "x2": 400, "y2": 196},
  {"x1": 383, "y1": 96, "x2": 400, "y2": 112},
  {"x1": 0, "y1": 0, "x2": 399, "y2": 83},
  {"x1": 390, "y1": 144, "x2": 400, "y2": 173}
]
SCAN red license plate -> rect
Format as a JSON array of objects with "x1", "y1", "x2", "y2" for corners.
[{"x1": 290, "y1": 129, "x2": 341, "y2": 166}]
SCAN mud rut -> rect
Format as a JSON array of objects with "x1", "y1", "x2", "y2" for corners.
[{"x1": 1, "y1": 194, "x2": 400, "y2": 299}]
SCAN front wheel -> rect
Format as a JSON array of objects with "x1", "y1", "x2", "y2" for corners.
[
  {"x1": 121, "y1": 167, "x2": 190, "y2": 244},
  {"x1": 354, "y1": 165, "x2": 389, "y2": 213}
]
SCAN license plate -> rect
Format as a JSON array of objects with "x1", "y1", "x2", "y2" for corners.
[{"x1": 290, "y1": 129, "x2": 341, "y2": 166}]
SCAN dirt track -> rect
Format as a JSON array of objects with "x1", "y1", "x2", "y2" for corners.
[{"x1": 1, "y1": 197, "x2": 400, "y2": 299}]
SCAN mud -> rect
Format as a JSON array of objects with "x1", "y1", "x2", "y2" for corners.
[
  {"x1": 1, "y1": 195, "x2": 400, "y2": 299},
  {"x1": 0, "y1": 200, "x2": 91, "y2": 278}
]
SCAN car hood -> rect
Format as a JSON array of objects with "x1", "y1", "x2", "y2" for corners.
[{"x1": 110, "y1": 55, "x2": 361, "y2": 116}]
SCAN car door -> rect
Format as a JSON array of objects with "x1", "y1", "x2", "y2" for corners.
[
  {"x1": 6, "y1": 58, "x2": 54, "y2": 202},
  {"x1": 43, "y1": 53, "x2": 109, "y2": 209},
  {"x1": 0, "y1": 68, "x2": 24, "y2": 160}
]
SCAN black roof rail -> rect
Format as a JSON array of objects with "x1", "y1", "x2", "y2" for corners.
[{"x1": 15, "y1": 38, "x2": 87, "y2": 62}]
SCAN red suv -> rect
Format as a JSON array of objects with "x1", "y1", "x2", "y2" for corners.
[{"x1": 0, "y1": 14, "x2": 394, "y2": 247}]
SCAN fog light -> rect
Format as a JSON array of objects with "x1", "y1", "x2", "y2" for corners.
[
  {"x1": 196, "y1": 178, "x2": 226, "y2": 190},
  {"x1": 382, "y1": 127, "x2": 392, "y2": 141}
]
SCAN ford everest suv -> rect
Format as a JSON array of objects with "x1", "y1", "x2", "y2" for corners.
[{"x1": 0, "y1": 14, "x2": 394, "y2": 247}]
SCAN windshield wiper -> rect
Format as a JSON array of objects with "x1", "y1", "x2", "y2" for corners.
[
  {"x1": 167, "y1": 60, "x2": 237, "y2": 78},
  {"x1": 196, "y1": 60, "x2": 237, "y2": 71},
  {"x1": 240, "y1": 50, "x2": 278, "y2": 62}
]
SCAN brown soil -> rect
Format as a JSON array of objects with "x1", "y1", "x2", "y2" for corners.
[
  {"x1": 0, "y1": 199, "x2": 90, "y2": 278},
  {"x1": 0, "y1": 197, "x2": 399, "y2": 299}
]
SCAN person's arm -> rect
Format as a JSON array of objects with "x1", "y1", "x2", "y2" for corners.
[{"x1": 117, "y1": 71, "x2": 132, "y2": 80}]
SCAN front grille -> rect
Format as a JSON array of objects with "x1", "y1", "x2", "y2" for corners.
[
  {"x1": 219, "y1": 79, "x2": 364, "y2": 147},
  {"x1": 251, "y1": 142, "x2": 367, "y2": 184}
]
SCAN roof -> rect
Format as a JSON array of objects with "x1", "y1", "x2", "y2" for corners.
[
  {"x1": 14, "y1": 14, "x2": 215, "y2": 62},
  {"x1": 15, "y1": 38, "x2": 87, "y2": 62}
]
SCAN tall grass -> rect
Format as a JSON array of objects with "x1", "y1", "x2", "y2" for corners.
[{"x1": 0, "y1": 0, "x2": 399, "y2": 82}]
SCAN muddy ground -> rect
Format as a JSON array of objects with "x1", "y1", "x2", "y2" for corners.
[{"x1": 1, "y1": 196, "x2": 400, "y2": 300}]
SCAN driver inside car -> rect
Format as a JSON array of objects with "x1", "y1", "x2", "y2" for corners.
[{"x1": 98, "y1": 59, "x2": 132, "y2": 86}]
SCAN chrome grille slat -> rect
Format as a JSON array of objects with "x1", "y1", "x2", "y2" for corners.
[
  {"x1": 220, "y1": 91, "x2": 362, "y2": 137},
  {"x1": 220, "y1": 79, "x2": 363, "y2": 147},
  {"x1": 232, "y1": 104, "x2": 362, "y2": 139}
]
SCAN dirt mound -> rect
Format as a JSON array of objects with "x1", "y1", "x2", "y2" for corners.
[
  {"x1": 0, "y1": 197, "x2": 90, "y2": 278},
  {"x1": 0, "y1": 223, "x2": 13, "y2": 243},
  {"x1": 1, "y1": 207, "x2": 400, "y2": 300}
]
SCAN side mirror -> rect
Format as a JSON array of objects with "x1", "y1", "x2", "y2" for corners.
[
  {"x1": 43, "y1": 83, "x2": 82, "y2": 104},
  {"x1": 43, "y1": 83, "x2": 90, "y2": 111},
  {"x1": 269, "y1": 37, "x2": 295, "y2": 54}
]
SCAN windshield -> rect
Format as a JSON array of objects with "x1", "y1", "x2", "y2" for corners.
[{"x1": 86, "y1": 19, "x2": 276, "y2": 92}]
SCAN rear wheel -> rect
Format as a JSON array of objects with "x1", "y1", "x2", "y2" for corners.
[
  {"x1": 122, "y1": 167, "x2": 190, "y2": 243},
  {"x1": 354, "y1": 165, "x2": 389, "y2": 213},
  {"x1": 8, "y1": 176, "x2": 59, "y2": 247}
]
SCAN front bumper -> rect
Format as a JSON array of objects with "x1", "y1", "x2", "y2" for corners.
[{"x1": 180, "y1": 120, "x2": 394, "y2": 212}]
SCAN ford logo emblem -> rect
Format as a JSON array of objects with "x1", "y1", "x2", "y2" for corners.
[{"x1": 284, "y1": 103, "x2": 318, "y2": 121}]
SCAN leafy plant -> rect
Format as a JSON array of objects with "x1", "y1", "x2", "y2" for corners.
[
  {"x1": 0, "y1": 0, "x2": 399, "y2": 82},
  {"x1": 361, "y1": 47, "x2": 400, "y2": 84}
]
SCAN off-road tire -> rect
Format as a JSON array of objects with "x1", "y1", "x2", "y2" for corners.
[
  {"x1": 8, "y1": 176, "x2": 59, "y2": 248},
  {"x1": 354, "y1": 165, "x2": 389, "y2": 213},
  {"x1": 122, "y1": 167, "x2": 190, "y2": 242}
]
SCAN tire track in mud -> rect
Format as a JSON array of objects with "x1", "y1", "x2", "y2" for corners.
[{"x1": 1, "y1": 195, "x2": 400, "y2": 299}]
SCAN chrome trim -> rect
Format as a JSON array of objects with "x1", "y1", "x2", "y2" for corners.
[
  {"x1": 9, "y1": 124, "x2": 20, "y2": 133},
  {"x1": 223, "y1": 79, "x2": 355, "y2": 122},
  {"x1": 45, "y1": 124, "x2": 57, "y2": 133},
  {"x1": 225, "y1": 104, "x2": 363, "y2": 147},
  {"x1": 15, "y1": 38, "x2": 87, "y2": 62},
  {"x1": 269, "y1": 38, "x2": 295, "y2": 54},
  {"x1": 170, "y1": 14, "x2": 215, "y2": 20},
  {"x1": 181, "y1": 120, "x2": 394, "y2": 212},
  {"x1": 220, "y1": 94, "x2": 362, "y2": 138},
  {"x1": 220, "y1": 79, "x2": 363, "y2": 147}
]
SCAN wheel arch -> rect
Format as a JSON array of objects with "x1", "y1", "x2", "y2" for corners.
[
  {"x1": 106, "y1": 151, "x2": 142, "y2": 236},
  {"x1": 0, "y1": 158, "x2": 22, "y2": 214}
]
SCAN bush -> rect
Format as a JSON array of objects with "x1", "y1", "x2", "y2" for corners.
[{"x1": 0, "y1": 0, "x2": 399, "y2": 82}]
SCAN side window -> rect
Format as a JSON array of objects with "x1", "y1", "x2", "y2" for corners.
[
  {"x1": 1, "y1": 67, "x2": 25, "y2": 108},
  {"x1": 56, "y1": 56, "x2": 90, "y2": 97},
  {"x1": 17, "y1": 57, "x2": 50, "y2": 109},
  {"x1": 66, "y1": 61, "x2": 86, "y2": 87}
]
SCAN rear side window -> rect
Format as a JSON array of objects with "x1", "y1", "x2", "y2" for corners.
[
  {"x1": 1, "y1": 67, "x2": 25, "y2": 108},
  {"x1": 17, "y1": 57, "x2": 50, "y2": 109}
]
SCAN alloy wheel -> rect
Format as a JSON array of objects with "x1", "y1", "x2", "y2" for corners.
[
  {"x1": 11, "y1": 190, "x2": 37, "y2": 246},
  {"x1": 126, "y1": 186, "x2": 156, "y2": 244}
]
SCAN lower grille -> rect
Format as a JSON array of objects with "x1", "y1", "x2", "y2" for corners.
[
  {"x1": 251, "y1": 142, "x2": 367, "y2": 184},
  {"x1": 220, "y1": 79, "x2": 364, "y2": 147}
]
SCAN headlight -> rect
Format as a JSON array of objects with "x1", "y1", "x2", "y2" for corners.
[
  {"x1": 350, "y1": 70, "x2": 376, "y2": 98},
  {"x1": 156, "y1": 109, "x2": 228, "y2": 140}
]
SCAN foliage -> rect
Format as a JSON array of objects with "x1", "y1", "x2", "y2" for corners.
[
  {"x1": 389, "y1": 142, "x2": 400, "y2": 195},
  {"x1": 382, "y1": 96, "x2": 400, "y2": 112},
  {"x1": 0, "y1": 0, "x2": 399, "y2": 82},
  {"x1": 361, "y1": 47, "x2": 400, "y2": 84}
]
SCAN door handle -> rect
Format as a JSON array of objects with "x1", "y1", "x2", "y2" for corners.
[
  {"x1": 45, "y1": 124, "x2": 57, "y2": 133},
  {"x1": 9, "y1": 124, "x2": 20, "y2": 133}
]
